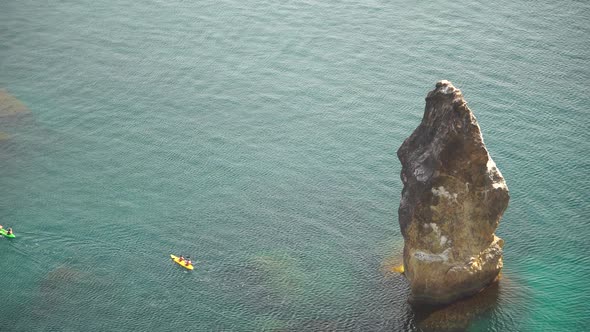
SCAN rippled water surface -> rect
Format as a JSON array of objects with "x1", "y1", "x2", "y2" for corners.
[{"x1": 1, "y1": 0, "x2": 589, "y2": 331}]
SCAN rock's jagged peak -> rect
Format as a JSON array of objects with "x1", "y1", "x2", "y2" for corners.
[
  {"x1": 396, "y1": 80, "x2": 509, "y2": 305},
  {"x1": 427, "y1": 80, "x2": 465, "y2": 107},
  {"x1": 399, "y1": 80, "x2": 493, "y2": 188},
  {"x1": 417, "y1": 80, "x2": 477, "y2": 138},
  {"x1": 431, "y1": 80, "x2": 461, "y2": 97}
]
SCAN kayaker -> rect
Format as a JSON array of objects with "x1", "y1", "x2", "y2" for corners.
[
  {"x1": 186, "y1": 259, "x2": 192, "y2": 266},
  {"x1": 6, "y1": 228, "x2": 12, "y2": 235},
  {"x1": 178, "y1": 255, "x2": 185, "y2": 262}
]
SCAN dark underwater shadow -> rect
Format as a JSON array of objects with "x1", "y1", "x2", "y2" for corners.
[
  {"x1": 405, "y1": 279, "x2": 502, "y2": 332},
  {"x1": 0, "y1": 88, "x2": 37, "y2": 149},
  {"x1": 0, "y1": 89, "x2": 30, "y2": 118}
]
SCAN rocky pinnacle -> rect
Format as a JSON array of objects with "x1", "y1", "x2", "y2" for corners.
[{"x1": 397, "y1": 80, "x2": 509, "y2": 305}]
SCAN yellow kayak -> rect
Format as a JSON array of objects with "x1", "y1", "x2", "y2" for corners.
[{"x1": 170, "y1": 254, "x2": 194, "y2": 270}]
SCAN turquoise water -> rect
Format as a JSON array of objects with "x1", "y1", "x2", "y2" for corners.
[{"x1": 1, "y1": 0, "x2": 588, "y2": 330}]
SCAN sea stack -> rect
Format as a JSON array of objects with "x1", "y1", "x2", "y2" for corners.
[{"x1": 397, "y1": 80, "x2": 509, "y2": 305}]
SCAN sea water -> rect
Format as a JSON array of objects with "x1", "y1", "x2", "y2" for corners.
[{"x1": 0, "y1": 0, "x2": 588, "y2": 331}]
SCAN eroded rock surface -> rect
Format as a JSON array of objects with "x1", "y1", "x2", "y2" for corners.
[{"x1": 397, "y1": 80, "x2": 509, "y2": 305}]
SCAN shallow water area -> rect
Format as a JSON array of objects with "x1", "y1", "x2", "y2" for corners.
[{"x1": 1, "y1": 0, "x2": 589, "y2": 331}]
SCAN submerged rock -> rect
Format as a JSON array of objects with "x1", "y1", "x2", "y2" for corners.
[
  {"x1": 397, "y1": 80, "x2": 509, "y2": 305},
  {"x1": 0, "y1": 89, "x2": 30, "y2": 117}
]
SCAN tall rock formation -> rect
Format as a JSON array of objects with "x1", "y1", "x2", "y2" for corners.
[{"x1": 397, "y1": 80, "x2": 509, "y2": 305}]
